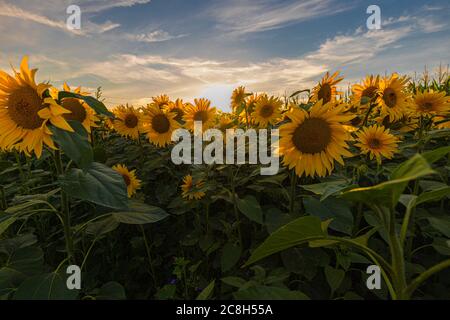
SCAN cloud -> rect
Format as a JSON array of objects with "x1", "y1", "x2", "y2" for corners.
[
  {"x1": 209, "y1": 0, "x2": 354, "y2": 34},
  {"x1": 124, "y1": 30, "x2": 187, "y2": 43},
  {"x1": 81, "y1": 0, "x2": 152, "y2": 13}
]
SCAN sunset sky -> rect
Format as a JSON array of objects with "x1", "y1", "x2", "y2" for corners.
[{"x1": 0, "y1": 0, "x2": 449, "y2": 110}]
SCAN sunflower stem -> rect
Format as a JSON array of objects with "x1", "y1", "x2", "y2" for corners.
[
  {"x1": 362, "y1": 102, "x2": 375, "y2": 127},
  {"x1": 289, "y1": 170, "x2": 298, "y2": 216},
  {"x1": 0, "y1": 185, "x2": 7, "y2": 210},
  {"x1": 54, "y1": 149, "x2": 75, "y2": 264},
  {"x1": 140, "y1": 225, "x2": 157, "y2": 289}
]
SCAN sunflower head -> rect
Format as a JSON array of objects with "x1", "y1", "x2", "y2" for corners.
[
  {"x1": 0, "y1": 56, "x2": 73, "y2": 158},
  {"x1": 278, "y1": 100, "x2": 354, "y2": 177},
  {"x1": 164, "y1": 99, "x2": 186, "y2": 123},
  {"x1": 181, "y1": 175, "x2": 206, "y2": 201},
  {"x1": 311, "y1": 71, "x2": 344, "y2": 104},
  {"x1": 252, "y1": 95, "x2": 282, "y2": 127},
  {"x1": 112, "y1": 105, "x2": 144, "y2": 140},
  {"x1": 411, "y1": 90, "x2": 450, "y2": 117},
  {"x1": 143, "y1": 105, "x2": 180, "y2": 147},
  {"x1": 351, "y1": 75, "x2": 380, "y2": 108},
  {"x1": 355, "y1": 125, "x2": 399, "y2": 164},
  {"x1": 231, "y1": 86, "x2": 247, "y2": 112},
  {"x1": 112, "y1": 164, "x2": 141, "y2": 197},
  {"x1": 183, "y1": 98, "x2": 217, "y2": 131},
  {"x1": 152, "y1": 94, "x2": 171, "y2": 109},
  {"x1": 376, "y1": 74, "x2": 410, "y2": 122}
]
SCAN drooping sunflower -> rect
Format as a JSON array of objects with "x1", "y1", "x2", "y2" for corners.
[
  {"x1": 181, "y1": 175, "x2": 206, "y2": 201},
  {"x1": 164, "y1": 98, "x2": 186, "y2": 123},
  {"x1": 0, "y1": 56, "x2": 73, "y2": 158},
  {"x1": 143, "y1": 105, "x2": 180, "y2": 147},
  {"x1": 351, "y1": 75, "x2": 380, "y2": 108},
  {"x1": 355, "y1": 125, "x2": 399, "y2": 164},
  {"x1": 183, "y1": 98, "x2": 217, "y2": 131},
  {"x1": 311, "y1": 71, "x2": 344, "y2": 104},
  {"x1": 278, "y1": 100, "x2": 354, "y2": 177},
  {"x1": 57, "y1": 83, "x2": 99, "y2": 133},
  {"x1": 376, "y1": 74, "x2": 410, "y2": 122},
  {"x1": 411, "y1": 90, "x2": 450, "y2": 117},
  {"x1": 152, "y1": 94, "x2": 171, "y2": 109},
  {"x1": 112, "y1": 105, "x2": 144, "y2": 140},
  {"x1": 252, "y1": 95, "x2": 282, "y2": 127},
  {"x1": 231, "y1": 86, "x2": 247, "y2": 112},
  {"x1": 112, "y1": 164, "x2": 141, "y2": 197}
]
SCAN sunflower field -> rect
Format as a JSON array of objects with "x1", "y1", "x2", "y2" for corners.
[{"x1": 0, "y1": 57, "x2": 449, "y2": 300}]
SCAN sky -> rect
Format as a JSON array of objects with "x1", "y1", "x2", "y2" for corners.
[{"x1": 0, "y1": 0, "x2": 449, "y2": 111}]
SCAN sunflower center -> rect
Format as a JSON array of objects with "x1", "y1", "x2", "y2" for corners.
[
  {"x1": 151, "y1": 114, "x2": 170, "y2": 133},
  {"x1": 194, "y1": 110, "x2": 209, "y2": 123},
  {"x1": 61, "y1": 98, "x2": 87, "y2": 122},
  {"x1": 368, "y1": 138, "x2": 381, "y2": 149},
  {"x1": 421, "y1": 102, "x2": 433, "y2": 110},
  {"x1": 121, "y1": 174, "x2": 131, "y2": 186},
  {"x1": 318, "y1": 84, "x2": 332, "y2": 103},
  {"x1": 124, "y1": 114, "x2": 139, "y2": 128},
  {"x1": 361, "y1": 86, "x2": 378, "y2": 101},
  {"x1": 260, "y1": 105, "x2": 274, "y2": 118},
  {"x1": 292, "y1": 117, "x2": 332, "y2": 154},
  {"x1": 7, "y1": 86, "x2": 44, "y2": 129},
  {"x1": 383, "y1": 88, "x2": 397, "y2": 108}
]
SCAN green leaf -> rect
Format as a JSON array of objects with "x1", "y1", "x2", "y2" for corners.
[
  {"x1": 428, "y1": 217, "x2": 450, "y2": 238},
  {"x1": 421, "y1": 146, "x2": 450, "y2": 164},
  {"x1": 341, "y1": 154, "x2": 435, "y2": 207},
  {"x1": 303, "y1": 197, "x2": 353, "y2": 235},
  {"x1": 112, "y1": 200, "x2": 169, "y2": 224},
  {"x1": 196, "y1": 280, "x2": 215, "y2": 300},
  {"x1": 244, "y1": 216, "x2": 325, "y2": 267},
  {"x1": 6, "y1": 247, "x2": 44, "y2": 275},
  {"x1": 416, "y1": 187, "x2": 450, "y2": 206},
  {"x1": 237, "y1": 195, "x2": 263, "y2": 224},
  {"x1": 221, "y1": 242, "x2": 242, "y2": 272},
  {"x1": 97, "y1": 281, "x2": 126, "y2": 300},
  {"x1": 0, "y1": 267, "x2": 25, "y2": 297},
  {"x1": 14, "y1": 273, "x2": 78, "y2": 300},
  {"x1": 85, "y1": 216, "x2": 119, "y2": 236},
  {"x1": 58, "y1": 91, "x2": 113, "y2": 117},
  {"x1": 325, "y1": 266, "x2": 345, "y2": 293},
  {"x1": 221, "y1": 276, "x2": 246, "y2": 288},
  {"x1": 301, "y1": 180, "x2": 355, "y2": 201},
  {"x1": 52, "y1": 121, "x2": 93, "y2": 170},
  {"x1": 0, "y1": 214, "x2": 17, "y2": 237},
  {"x1": 59, "y1": 162, "x2": 128, "y2": 210},
  {"x1": 233, "y1": 286, "x2": 309, "y2": 300}
]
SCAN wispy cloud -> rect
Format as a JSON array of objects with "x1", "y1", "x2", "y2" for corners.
[
  {"x1": 125, "y1": 30, "x2": 187, "y2": 43},
  {"x1": 209, "y1": 0, "x2": 354, "y2": 34}
]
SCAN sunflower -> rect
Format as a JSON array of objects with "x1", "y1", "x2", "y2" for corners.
[
  {"x1": 112, "y1": 105, "x2": 144, "y2": 140},
  {"x1": 376, "y1": 74, "x2": 410, "y2": 122},
  {"x1": 183, "y1": 98, "x2": 217, "y2": 131},
  {"x1": 57, "y1": 83, "x2": 99, "y2": 133},
  {"x1": 164, "y1": 99, "x2": 186, "y2": 123},
  {"x1": 143, "y1": 105, "x2": 180, "y2": 147},
  {"x1": 216, "y1": 112, "x2": 235, "y2": 132},
  {"x1": 112, "y1": 164, "x2": 141, "y2": 197},
  {"x1": 411, "y1": 90, "x2": 450, "y2": 117},
  {"x1": 0, "y1": 56, "x2": 73, "y2": 158},
  {"x1": 351, "y1": 75, "x2": 380, "y2": 107},
  {"x1": 252, "y1": 95, "x2": 282, "y2": 127},
  {"x1": 434, "y1": 115, "x2": 450, "y2": 129},
  {"x1": 152, "y1": 94, "x2": 171, "y2": 109},
  {"x1": 181, "y1": 175, "x2": 206, "y2": 201},
  {"x1": 311, "y1": 71, "x2": 344, "y2": 104},
  {"x1": 231, "y1": 86, "x2": 247, "y2": 112},
  {"x1": 238, "y1": 93, "x2": 259, "y2": 125},
  {"x1": 278, "y1": 100, "x2": 354, "y2": 177},
  {"x1": 355, "y1": 125, "x2": 399, "y2": 164}
]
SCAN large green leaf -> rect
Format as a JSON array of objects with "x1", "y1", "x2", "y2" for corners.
[
  {"x1": 233, "y1": 286, "x2": 309, "y2": 300},
  {"x1": 58, "y1": 91, "x2": 113, "y2": 117},
  {"x1": 325, "y1": 266, "x2": 345, "y2": 293},
  {"x1": 51, "y1": 121, "x2": 93, "y2": 170},
  {"x1": 237, "y1": 195, "x2": 263, "y2": 224},
  {"x1": 221, "y1": 242, "x2": 242, "y2": 272},
  {"x1": 244, "y1": 216, "x2": 325, "y2": 267},
  {"x1": 112, "y1": 200, "x2": 169, "y2": 224},
  {"x1": 341, "y1": 154, "x2": 435, "y2": 207},
  {"x1": 14, "y1": 272, "x2": 78, "y2": 300},
  {"x1": 421, "y1": 146, "x2": 450, "y2": 164},
  {"x1": 196, "y1": 280, "x2": 215, "y2": 300},
  {"x1": 301, "y1": 180, "x2": 355, "y2": 201},
  {"x1": 304, "y1": 197, "x2": 353, "y2": 235},
  {"x1": 59, "y1": 162, "x2": 128, "y2": 210}
]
